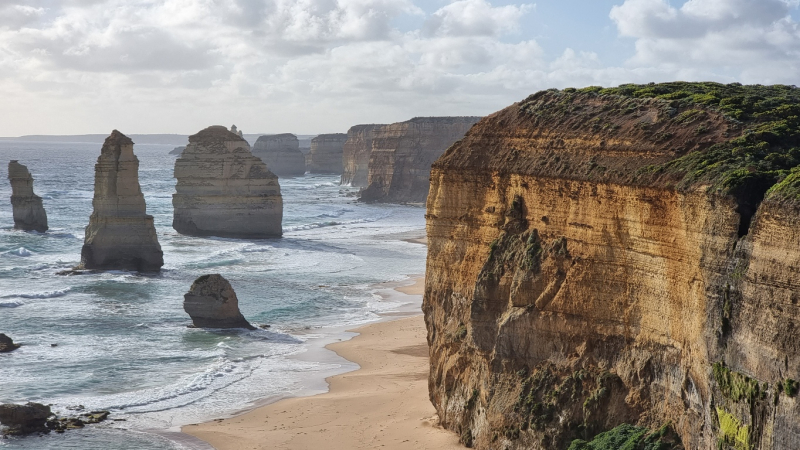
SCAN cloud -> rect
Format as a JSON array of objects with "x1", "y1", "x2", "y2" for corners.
[
  {"x1": 610, "y1": 0, "x2": 800, "y2": 83},
  {"x1": 422, "y1": 0, "x2": 533, "y2": 37}
]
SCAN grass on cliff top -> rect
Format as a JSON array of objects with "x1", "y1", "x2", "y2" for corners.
[
  {"x1": 546, "y1": 82, "x2": 800, "y2": 202},
  {"x1": 567, "y1": 423, "x2": 681, "y2": 450}
]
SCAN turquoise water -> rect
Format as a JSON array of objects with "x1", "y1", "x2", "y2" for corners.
[{"x1": 0, "y1": 141, "x2": 426, "y2": 449}]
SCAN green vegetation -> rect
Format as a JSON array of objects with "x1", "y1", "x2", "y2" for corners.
[
  {"x1": 712, "y1": 362, "x2": 761, "y2": 404},
  {"x1": 567, "y1": 423, "x2": 680, "y2": 450},
  {"x1": 782, "y1": 378, "x2": 799, "y2": 397},
  {"x1": 716, "y1": 407, "x2": 751, "y2": 450},
  {"x1": 534, "y1": 83, "x2": 800, "y2": 202}
]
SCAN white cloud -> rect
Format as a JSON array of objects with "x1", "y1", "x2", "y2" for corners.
[{"x1": 610, "y1": 0, "x2": 800, "y2": 83}]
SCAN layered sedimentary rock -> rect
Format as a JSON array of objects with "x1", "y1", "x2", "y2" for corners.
[
  {"x1": 80, "y1": 131, "x2": 163, "y2": 272},
  {"x1": 307, "y1": 133, "x2": 347, "y2": 174},
  {"x1": 424, "y1": 84, "x2": 800, "y2": 449},
  {"x1": 183, "y1": 274, "x2": 255, "y2": 329},
  {"x1": 173, "y1": 126, "x2": 283, "y2": 238},
  {"x1": 360, "y1": 116, "x2": 480, "y2": 203},
  {"x1": 252, "y1": 134, "x2": 305, "y2": 177},
  {"x1": 340, "y1": 124, "x2": 384, "y2": 187},
  {"x1": 8, "y1": 161, "x2": 47, "y2": 232}
]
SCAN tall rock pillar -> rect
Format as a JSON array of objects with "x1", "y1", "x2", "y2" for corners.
[
  {"x1": 80, "y1": 130, "x2": 164, "y2": 271},
  {"x1": 8, "y1": 161, "x2": 48, "y2": 232}
]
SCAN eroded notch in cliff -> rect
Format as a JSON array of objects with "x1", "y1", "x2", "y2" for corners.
[{"x1": 727, "y1": 175, "x2": 772, "y2": 238}]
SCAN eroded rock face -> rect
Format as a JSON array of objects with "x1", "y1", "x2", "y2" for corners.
[
  {"x1": 340, "y1": 124, "x2": 384, "y2": 187},
  {"x1": 0, "y1": 334, "x2": 20, "y2": 352},
  {"x1": 252, "y1": 134, "x2": 305, "y2": 177},
  {"x1": 183, "y1": 274, "x2": 255, "y2": 329},
  {"x1": 80, "y1": 131, "x2": 163, "y2": 272},
  {"x1": 307, "y1": 133, "x2": 347, "y2": 174},
  {"x1": 173, "y1": 126, "x2": 283, "y2": 238},
  {"x1": 424, "y1": 90, "x2": 800, "y2": 449},
  {"x1": 360, "y1": 116, "x2": 480, "y2": 203},
  {"x1": 0, "y1": 403, "x2": 51, "y2": 435},
  {"x1": 8, "y1": 161, "x2": 47, "y2": 232}
]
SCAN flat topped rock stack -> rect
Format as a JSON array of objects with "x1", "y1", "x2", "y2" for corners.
[
  {"x1": 173, "y1": 125, "x2": 283, "y2": 238},
  {"x1": 252, "y1": 134, "x2": 306, "y2": 177},
  {"x1": 341, "y1": 124, "x2": 384, "y2": 187},
  {"x1": 183, "y1": 274, "x2": 255, "y2": 329},
  {"x1": 8, "y1": 161, "x2": 48, "y2": 232},
  {"x1": 307, "y1": 133, "x2": 347, "y2": 174},
  {"x1": 360, "y1": 116, "x2": 480, "y2": 203},
  {"x1": 80, "y1": 131, "x2": 163, "y2": 272}
]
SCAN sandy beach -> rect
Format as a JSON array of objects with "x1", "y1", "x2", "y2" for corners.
[{"x1": 182, "y1": 277, "x2": 462, "y2": 450}]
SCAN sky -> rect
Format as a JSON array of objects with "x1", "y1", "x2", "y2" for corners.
[{"x1": 0, "y1": 0, "x2": 798, "y2": 136}]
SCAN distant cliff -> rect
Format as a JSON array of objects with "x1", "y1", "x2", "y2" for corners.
[
  {"x1": 360, "y1": 117, "x2": 480, "y2": 203},
  {"x1": 424, "y1": 83, "x2": 800, "y2": 449},
  {"x1": 252, "y1": 134, "x2": 306, "y2": 177},
  {"x1": 341, "y1": 124, "x2": 384, "y2": 187},
  {"x1": 307, "y1": 133, "x2": 347, "y2": 174}
]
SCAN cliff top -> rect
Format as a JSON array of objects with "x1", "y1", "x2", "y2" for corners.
[
  {"x1": 7, "y1": 160, "x2": 30, "y2": 179},
  {"x1": 255, "y1": 133, "x2": 298, "y2": 142},
  {"x1": 436, "y1": 82, "x2": 800, "y2": 204},
  {"x1": 104, "y1": 130, "x2": 134, "y2": 146},
  {"x1": 188, "y1": 126, "x2": 247, "y2": 144},
  {"x1": 406, "y1": 116, "x2": 482, "y2": 124},
  {"x1": 312, "y1": 133, "x2": 347, "y2": 141}
]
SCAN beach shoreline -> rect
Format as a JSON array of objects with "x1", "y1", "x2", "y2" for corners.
[{"x1": 181, "y1": 275, "x2": 462, "y2": 450}]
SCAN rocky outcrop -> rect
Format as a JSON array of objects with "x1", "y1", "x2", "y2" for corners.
[
  {"x1": 0, "y1": 334, "x2": 20, "y2": 352},
  {"x1": 341, "y1": 124, "x2": 384, "y2": 187},
  {"x1": 0, "y1": 403, "x2": 51, "y2": 435},
  {"x1": 169, "y1": 146, "x2": 185, "y2": 156},
  {"x1": 360, "y1": 117, "x2": 480, "y2": 203},
  {"x1": 183, "y1": 274, "x2": 255, "y2": 329},
  {"x1": 424, "y1": 84, "x2": 800, "y2": 449},
  {"x1": 173, "y1": 126, "x2": 283, "y2": 238},
  {"x1": 80, "y1": 131, "x2": 163, "y2": 272},
  {"x1": 252, "y1": 134, "x2": 305, "y2": 177},
  {"x1": 307, "y1": 133, "x2": 347, "y2": 174},
  {"x1": 8, "y1": 161, "x2": 47, "y2": 232}
]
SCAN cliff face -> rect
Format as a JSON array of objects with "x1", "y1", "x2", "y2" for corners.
[
  {"x1": 173, "y1": 126, "x2": 283, "y2": 238},
  {"x1": 424, "y1": 85, "x2": 800, "y2": 449},
  {"x1": 7, "y1": 161, "x2": 47, "y2": 232},
  {"x1": 341, "y1": 124, "x2": 384, "y2": 187},
  {"x1": 80, "y1": 131, "x2": 163, "y2": 272},
  {"x1": 307, "y1": 133, "x2": 347, "y2": 174},
  {"x1": 252, "y1": 134, "x2": 306, "y2": 177},
  {"x1": 360, "y1": 117, "x2": 480, "y2": 203}
]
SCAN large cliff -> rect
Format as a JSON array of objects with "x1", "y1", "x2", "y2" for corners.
[
  {"x1": 307, "y1": 133, "x2": 347, "y2": 174},
  {"x1": 341, "y1": 124, "x2": 384, "y2": 187},
  {"x1": 173, "y1": 126, "x2": 283, "y2": 238},
  {"x1": 360, "y1": 117, "x2": 480, "y2": 203},
  {"x1": 252, "y1": 134, "x2": 306, "y2": 177},
  {"x1": 424, "y1": 83, "x2": 800, "y2": 450},
  {"x1": 80, "y1": 131, "x2": 163, "y2": 272},
  {"x1": 7, "y1": 161, "x2": 48, "y2": 232}
]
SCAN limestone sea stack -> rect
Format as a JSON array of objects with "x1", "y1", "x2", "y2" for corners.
[
  {"x1": 79, "y1": 131, "x2": 163, "y2": 272},
  {"x1": 169, "y1": 146, "x2": 185, "y2": 156},
  {"x1": 8, "y1": 161, "x2": 48, "y2": 232},
  {"x1": 424, "y1": 83, "x2": 800, "y2": 449},
  {"x1": 340, "y1": 124, "x2": 384, "y2": 187},
  {"x1": 183, "y1": 274, "x2": 255, "y2": 329},
  {"x1": 251, "y1": 134, "x2": 306, "y2": 177},
  {"x1": 307, "y1": 133, "x2": 347, "y2": 174},
  {"x1": 173, "y1": 126, "x2": 283, "y2": 238},
  {"x1": 359, "y1": 116, "x2": 480, "y2": 203}
]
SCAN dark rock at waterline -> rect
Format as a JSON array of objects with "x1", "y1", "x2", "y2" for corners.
[
  {"x1": 183, "y1": 274, "x2": 255, "y2": 330},
  {"x1": 46, "y1": 410, "x2": 110, "y2": 433},
  {"x1": 0, "y1": 403, "x2": 51, "y2": 435},
  {"x1": 0, "y1": 334, "x2": 20, "y2": 352}
]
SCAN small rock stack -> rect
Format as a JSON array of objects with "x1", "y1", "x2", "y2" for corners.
[
  {"x1": 8, "y1": 161, "x2": 48, "y2": 232},
  {"x1": 252, "y1": 134, "x2": 306, "y2": 177},
  {"x1": 183, "y1": 274, "x2": 255, "y2": 329}
]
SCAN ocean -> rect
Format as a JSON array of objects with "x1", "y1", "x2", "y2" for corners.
[{"x1": 0, "y1": 140, "x2": 427, "y2": 449}]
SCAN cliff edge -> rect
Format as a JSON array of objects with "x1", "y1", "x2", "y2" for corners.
[{"x1": 424, "y1": 83, "x2": 800, "y2": 449}]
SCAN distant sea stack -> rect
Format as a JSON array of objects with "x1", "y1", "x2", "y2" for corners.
[
  {"x1": 341, "y1": 124, "x2": 384, "y2": 187},
  {"x1": 7, "y1": 161, "x2": 48, "y2": 232},
  {"x1": 307, "y1": 133, "x2": 347, "y2": 174},
  {"x1": 173, "y1": 126, "x2": 283, "y2": 238},
  {"x1": 80, "y1": 131, "x2": 163, "y2": 272},
  {"x1": 251, "y1": 134, "x2": 306, "y2": 177},
  {"x1": 359, "y1": 117, "x2": 480, "y2": 203},
  {"x1": 183, "y1": 274, "x2": 255, "y2": 329},
  {"x1": 169, "y1": 146, "x2": 185, "y2": 156}
]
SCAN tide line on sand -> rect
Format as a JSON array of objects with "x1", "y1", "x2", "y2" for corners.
[{"x1": 182, "y1": 277, "x2": 463, "y2": 450}]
